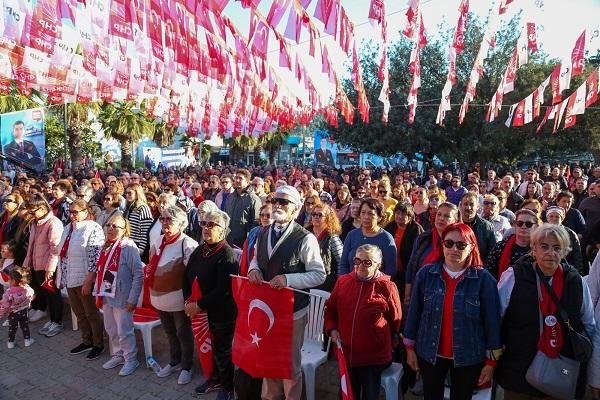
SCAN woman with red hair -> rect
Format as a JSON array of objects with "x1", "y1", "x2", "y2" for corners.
[{"x1": 403, "y1": 223, "x2": 502, "y2": 400}]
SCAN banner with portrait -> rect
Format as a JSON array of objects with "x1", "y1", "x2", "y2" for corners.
[
  {"x1": 314, "y1": 130, "x2": 337, "y2": 168},
  {"x1": 0, "y1": 108, "x2": 46, "y2": 171}
]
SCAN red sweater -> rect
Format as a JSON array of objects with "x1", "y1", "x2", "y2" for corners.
[
  {"x1": 438, "y1": 268, "x2": 462, "y2": 358},
  {"x1": 324, "y1": 271, "x2": 402, "y2": 367}
]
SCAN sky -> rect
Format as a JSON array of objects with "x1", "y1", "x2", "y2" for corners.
[{"x1": 222, "y1": 0, "x2": 600, "y2": 106}]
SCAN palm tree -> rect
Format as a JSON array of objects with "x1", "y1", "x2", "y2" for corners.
[
  {"x1": 260, "y1": 130, "x2": 289, "y2": 165},
  {"x1": 97, "y1": 101, "x2": 155, "y2": 170},
  {"x1": 224, "y1": 135, "x2": 257, "y2": 164},
  {"x1": 152, "y1": 120, "x2": 177, "y2": 148},
  {"x1": 66, "y1": 102, "x2": 100, "y2": 166},
  {"x1": 0, "y1": 83, "x2": 45, "y2": 113}
]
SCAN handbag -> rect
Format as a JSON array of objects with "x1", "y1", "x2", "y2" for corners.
[
  {"x1": 535, "y1": 267, "x2": 593, "y2": 363},
  {"x1": 525, "y1": 350, "x2": 580, "y2": 400}
]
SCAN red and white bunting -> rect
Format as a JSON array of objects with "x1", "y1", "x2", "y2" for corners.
[{"x1": 403, "y1": 0, "x2": 426, "y2": 124}]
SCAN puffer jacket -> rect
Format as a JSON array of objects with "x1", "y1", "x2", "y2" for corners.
[
  {"x1": 324, "y1": 271, "x2": 402, "y2": 367},
  {"x1": 23, "y1": 212, "x2": 64, "y2": 273},
  {"x1": 56, "y1": 220, "x2": 105, "y2": 288}
]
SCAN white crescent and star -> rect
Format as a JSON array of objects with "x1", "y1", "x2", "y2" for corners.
[{"x1": 247, "y1": 299, "x2": 275, "y2": 347}]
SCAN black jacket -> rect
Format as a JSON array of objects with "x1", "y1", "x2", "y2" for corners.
[{"x1": 466, "y1": 215, "x2": 497, "y2": 261}]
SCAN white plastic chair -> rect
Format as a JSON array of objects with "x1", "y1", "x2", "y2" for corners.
[
  {"x1": 132, "y1": 281, "x2": 162, "y2": 366},
  {"x1": 380, "y1": 362, "x2": 404, "y2": 400},
  {"x1": 301, "y1": 289, "x2": 331, "y2": 400},
  {"x1": 60, "y1": 288, "x2": 78, "y2": 331}
]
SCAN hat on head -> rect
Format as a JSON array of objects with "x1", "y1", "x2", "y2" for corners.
[
  {"x1": 275, "y1": 185, "x2": 302, "y2": 205},
  {"x1": 546, "y1": 206, "x2": 565, "y2": 218}
]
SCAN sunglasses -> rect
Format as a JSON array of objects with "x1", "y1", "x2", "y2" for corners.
[
  {"x1": 354, "y1": 258, "x2": 374, "y2": 267},
  {"x1": 200, "y1": 220, "x2": 221, "y2": 228},
  {"x1": 379, "y1": 190, "x2": 387, "y2": 194},
  {"x1": 4, "y1": 199, "x2": 16, "y2": 204},
  {"x1": 311, "y1": 212, "x2": 324, "y2": 218},
  {"x1": 516, "y1": 220, "x2": 536, "y2": 228},
  {"x1": 105, "y1": 223, "x2": 125, "y2": 229},
  {"x1": 442, "y1": 239, "x2": 470, "y2": 250},
  {"x1": 483, "y1": 201, "x2": 497, "y2": 206},
  {"x1": 271, "y1": 198, "x2": 292, "y2": 206}
]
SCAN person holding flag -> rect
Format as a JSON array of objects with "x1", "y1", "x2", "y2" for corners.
[
  {"x1": 183, "y1": 210, "x2": 239, "y2": 400},
  {"x1": 247, "y1": 185, "x2": 325, "y2": 400},
  {"x1": 94, "y1": 215, "x2": 144, "y2": 376},
  {"x1": 324, "y1": 244, "x2": 402, "y2": 400}
]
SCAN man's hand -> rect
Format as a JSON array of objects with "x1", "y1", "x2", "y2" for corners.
[
  {"x1": 126, "y1": 303, "x2": 136, "y2": 312},
  {"x1": 45, "y1": 270, "x2": 54, "y2": 282},
  {"x1": 247, "y1": 269, "x2": 263, "y2": 284},
  {"x1": 269, "y1": 275, "x2": 287, "y2": 290},
  {"x1": 478, "y1": 365, "x2": 494, "y2": 387},
  {"x1": 406, "y1": 348, "x2": 419, "y2": 372}
]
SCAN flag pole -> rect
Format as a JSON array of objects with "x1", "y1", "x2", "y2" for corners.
[{"x1": 230, "y1": 274, "x2": 325, "y2": 298}]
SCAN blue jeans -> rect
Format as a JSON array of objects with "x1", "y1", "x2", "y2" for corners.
[{"x1": 349, "y1": 363, "x2": 390, "y2": 400}]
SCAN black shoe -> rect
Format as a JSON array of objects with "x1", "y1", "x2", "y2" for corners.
[
  {"x1": 195, "y1": 380, "x2": 222, "y2": 395},
  {"x1": 70, "y1": 343, "x2": 93, "y2": 355},
  {"x1": 86, "y1": 346, "x2": 104, "y2": 361}
]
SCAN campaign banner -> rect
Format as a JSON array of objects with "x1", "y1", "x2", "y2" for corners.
[
  {"x1": 142, "y1": 147, "x2": 162, "y2": 171},
  {"x1": 314, "y1": 130, "x2": 337, "y2": 168},
  {"x1": 1, "y1": 108, "x2": 46, "y2": 171},
  {"x1": 161, "y1": 147, "x2": 186, "y2": 168}
]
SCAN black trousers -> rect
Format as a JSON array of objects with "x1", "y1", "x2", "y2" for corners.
[
  {"x1": 234, "y1": 368, "x2": 263, "y2": 400},
  {"x1": 348, "y1": 363, "x2": 390, "y2": 400},
  {"x1": 158, "y1": 310, "x2": 194, "y2": 371},
  {"x1": 30, "y1": 270, "x2": 63, "y2": 323},
  {"x1": 418, "y1": 356, "x2": 483, "y2": 400},
  {"x1": 8, "y1": 309, "x2": 30, "y2": 342},
  {"x1": 209, "y1": 320, "x2": 235, "y2": 390}
]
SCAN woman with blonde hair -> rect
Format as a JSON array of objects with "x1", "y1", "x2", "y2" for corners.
[
  {"x1": 308, "y1": 203, "x2": 343, "y2": 292},
  {"x1": 124, "y1": 183, "x2": 153, "y2": 258}
]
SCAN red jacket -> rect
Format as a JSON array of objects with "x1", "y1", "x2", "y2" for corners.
[{"x1": 324, "y1": 271, "x2": 402, "y2": 367}]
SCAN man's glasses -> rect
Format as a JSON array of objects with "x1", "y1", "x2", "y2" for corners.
[
  {"x1": 516, "y1": 220, "x2": 536, "y2": 228},
  {"x1": 271, "y1": 198, "x2": 292, "y2": 206},
  {"x1": 260, "y1": 213, "x2": 271, "y2": 218},
  {"x1": 442, "y1": 239, "x2": 470, "y2": 250}
]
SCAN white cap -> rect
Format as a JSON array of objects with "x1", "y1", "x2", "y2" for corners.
[
  {"x1": 546, "y1": 206, "x2": 565, "y2": 218},
  {"x1": 275, "y1": 185, "x2": 302, "y2": 205}
]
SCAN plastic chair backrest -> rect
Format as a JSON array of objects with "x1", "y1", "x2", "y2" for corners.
[{"x1": 304, "y1": 289, "x2": 331, "y2": 344}]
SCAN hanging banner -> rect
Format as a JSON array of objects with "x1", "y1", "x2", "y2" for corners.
[{"x1": 1, "y1": 108, "x2": 46, "y2": 171}]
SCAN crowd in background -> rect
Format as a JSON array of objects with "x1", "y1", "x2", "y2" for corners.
[{"x1": 1, "y1": 159, "x2": 600, "y2": 400}]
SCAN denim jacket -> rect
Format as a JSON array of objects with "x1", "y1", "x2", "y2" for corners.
[{"x1": 403, "y1": 261, "x2": 502, "y2": 367}]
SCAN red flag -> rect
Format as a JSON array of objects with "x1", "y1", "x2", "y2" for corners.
[
  {"x1": 188, "y1": 278, "x2": 214, "y2": 378},
  {"x1": 550, "y1": 64, "x2": 562, "y2": 104},
  {"x1": 571, "y1": 31, "x2": 585, "y2": 77},
  {"x1": 109, "y1": 0, "x2": 133, "y2": 40},
  {"x1": 511, "y1": 99, "x2": 525, "y2": 127},
  {"x1": 232, "y1": 276, "x2": 294, "y2": 379},
  {"x1": 266, "y1": 0, "x2": 290, "y2": 26},
  {"x1": 536, "y1": 106, "x2": 553, "y2": 134},
  {"x1": 586, "y1": 68, "x2": 598, "y2": 107},
  {"x1": 563, "y1": 94, "x2": 577, "y2": 129},
  {"x1": 368, "y1": 0, "x2": 384, "y2": 23},
  {"x1": 249, "y1": 11, "x2": 270, "y2": 59},
  {"x1": 336, "y1": 342, "x2": 354, "y2": 400},
  {"x1": 527, "y1": 23, "x2": 538, "y2": 53}
]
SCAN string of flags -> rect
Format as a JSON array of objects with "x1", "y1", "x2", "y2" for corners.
[{"x1": 0, "y1": 0, "x2": 597, "y2": 136}]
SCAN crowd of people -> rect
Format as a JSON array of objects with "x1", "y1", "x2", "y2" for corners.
[{"x1": 0, "y1": 160, "x2": 599, "y2": 400}]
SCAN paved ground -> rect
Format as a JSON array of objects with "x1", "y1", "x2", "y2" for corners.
[
  {"x1": 1, "y1": 306, "x2": 593, "y2": 400},
  {"x1": 0, "y1": 306, "x2": 344, "y2": 400}
]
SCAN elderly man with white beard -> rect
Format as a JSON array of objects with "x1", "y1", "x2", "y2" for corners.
[{"x1": 247, "y1": 185, "x2": 325, "y2": 400}]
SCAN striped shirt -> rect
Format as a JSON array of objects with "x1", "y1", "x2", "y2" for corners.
[{"x1": 125, "y1": 204, "x2": 153, "y2": 255}]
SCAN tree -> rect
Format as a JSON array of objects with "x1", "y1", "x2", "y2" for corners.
[
  {"x1": 259, "y1": 129, "x2": 289, "y2": 165},
  {"x1": 66, "y1": 102, "x2": 100, "y2": 166},
  {"x1": 224, "y1": 135, "x2": 257, "y2": 164},
  {"x1": 330, "y1": 15, "x2": 600, "y2": 167},
  {"x1": 97, "y1": 101, "x2": 155, "y2": 170}
]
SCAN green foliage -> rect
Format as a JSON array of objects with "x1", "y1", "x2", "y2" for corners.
[{"x1": 331, "y1": 15, "x2": 600, "y2": 166}]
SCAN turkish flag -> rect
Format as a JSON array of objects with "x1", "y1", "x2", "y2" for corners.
[
  {"x1": 335, "y1": 342, "x2": 354, "y2": 400},
  {"x1": 188, "y1": 278, "x2": 214, "y2": 379},
  {"x1": 232, "y1": 276, "x2": 294, "y2": 380}
]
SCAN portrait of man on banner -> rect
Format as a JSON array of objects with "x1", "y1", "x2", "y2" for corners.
[
  {"x1": 1, "y1": 108, "x2": 46, "y2": 171},
  {"x1": 314, "y1": 130, "x2": 336, "y2": 168}
]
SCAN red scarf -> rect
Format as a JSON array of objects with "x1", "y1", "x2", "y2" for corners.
[
  {"x1": 537, "y1": 265, "x2": 565, "y2": 358},
  {"x1": 497, "y1": 235, "x2": 517, "y2": 279},
  {"x1": 51, "y1": 197, "x2": 63, "y2": 217},
  {"x1": 94, "y1": 239, "x2": 124, "y2": 308},
  {"x1": 60, "y1": 224, "x2": 74, "y2": 258},
  {"x1": 0, "y1": 212, "x2": 9, "y2": 244},
  {"x1": 422, "y1": 229, "x2": 442, "y2": 266},
  {"x1": 143, "y1": 232, "x2": 182, "y2": 306}
]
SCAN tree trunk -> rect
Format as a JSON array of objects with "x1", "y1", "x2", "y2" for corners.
[
  {"x1": 67, "y1": 125, "x2": 83, "y2": 167},
  {"x1": 253, "y1": 143, "x2": 262, "y2": 166},
  {"x1": 268, "y1": 147, "x2": 277, "y2": 166},
  {"x1": 120, "y1": 137, "x2": 133, "y2": 170}
]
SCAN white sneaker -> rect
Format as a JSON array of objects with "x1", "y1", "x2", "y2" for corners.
[
  {"x1": 29, "y1": 310, "x2": 47, "y2": 322},
  {"x1": 44, "y1": 322, "x2": 63, "y2": 337},
  {"x1": 157, "y1": 363, "x2": 181, "y2": 378},
  {"x1": 178, "y1": 369, "x2": 192, "y2": 385},
  {"x1": 2, "y1": 319, "x2": 8, "y2": 327},
  {"x1": 7, "y1": 341, "x2": 15, "y2": 349},
  {"x1": 103, "y1": 356, "x2": 125, "y2": 370},
  {"x1": 118, "y1": 359, "x2": 140, "y2": 377},
  {"x1": 38, "y1": 321, "x2": 53, "y2": 335},
  {"x1": 24, "y1": 338, "x2": 35, "y2": 347}
]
